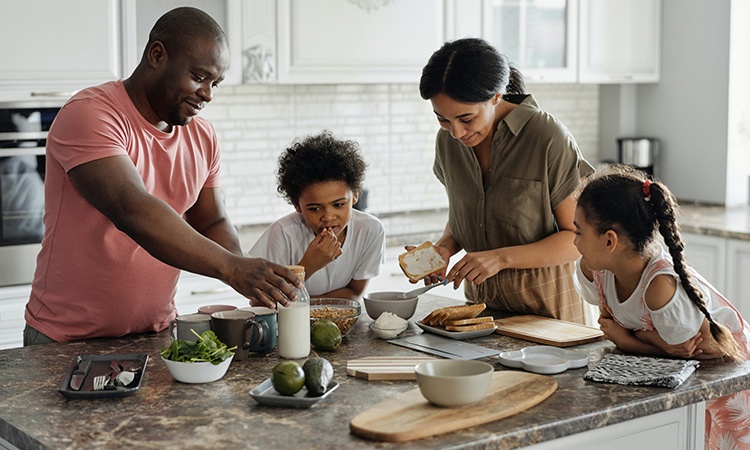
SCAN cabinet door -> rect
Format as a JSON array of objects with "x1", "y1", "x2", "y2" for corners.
[
  {"x1": 726, "y1": 239, "x2": 750, "y2": 321},
  {"x1": 276, "y1": 0, "x2": 446, "y2": 84},
  {"x1": 121, "y1": 0, "x2": 242, "y2": 85},
  {"x1": 0, "y1": 0, "x2": 121, "y2": 101},
  {"x1": 483, "y1": 0, "x2": 578, "y2": 83},
  {"x1": 579, "y1": 0, "x2": 661, "y2": 83},
  {"x1": 0, "y1": 285, "x2": 32, "y2": 350},
  {"x1": 681, "y1": 233, "x2": 727, "y2": 292}
]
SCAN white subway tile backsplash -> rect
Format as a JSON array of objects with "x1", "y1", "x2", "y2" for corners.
[{"x1": 206, "y1": 83, "x2": 598, "y2": 227}]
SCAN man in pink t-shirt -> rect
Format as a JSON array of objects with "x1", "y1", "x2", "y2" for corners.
[{"x1": 24, "y1": 7, "x2": 301, "y2": 344}]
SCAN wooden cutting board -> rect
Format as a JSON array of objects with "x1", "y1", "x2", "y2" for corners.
[
  {"x1": 494, "y1": 315, "x2": 603, "y2": 347},
  {"x1": 346, "y1": 356, "x2": 437, "y2": 380},
  {"x1": 350, "y1": 371, "x2": 557, "y2": 442}
]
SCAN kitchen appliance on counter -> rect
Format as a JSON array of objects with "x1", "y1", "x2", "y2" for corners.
[
  {"x1": 617, "y1": 137, "x2": 660, "y2": 179},
  {"x1": 0, "y1": 100, "x2": 63, "y2": 287}
]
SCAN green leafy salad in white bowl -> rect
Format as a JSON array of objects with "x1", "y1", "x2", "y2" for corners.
[{"x1": 160, "y1": 330, "x2": 236, "y2": 383}]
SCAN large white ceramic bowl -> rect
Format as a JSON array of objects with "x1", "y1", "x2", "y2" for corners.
[
  {"x1": 162, "y1": 356, "x2": 233, "y2": 384},
  {"x1": 415, "y1": 360, "x2": 494, "y2": 407},
  {"x1": 363, "y1": 292, "x2": 419, "y2": 320}
]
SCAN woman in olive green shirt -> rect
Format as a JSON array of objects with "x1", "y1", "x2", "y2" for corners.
[{"x1": 418, "y1": 38, "x2": 594, "y2": 323}]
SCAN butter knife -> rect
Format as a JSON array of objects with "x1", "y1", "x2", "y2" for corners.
[{"x1": 70, "y1": 358, "x2": 91, "y2": 391}]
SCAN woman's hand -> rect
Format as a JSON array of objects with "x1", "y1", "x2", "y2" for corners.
[{"x1": 446, "y1": 249, "x2": 505, "y2": 288}]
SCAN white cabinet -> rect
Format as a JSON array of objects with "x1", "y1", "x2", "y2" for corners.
[
  {"x1": 726, "y1": 239, "x2": 750, "y2": 321},
  {"x1": 0, "y1": 0, "x2": 122, "y2": 102},
  {"x1": 121, "y1": 0, "x2": 243, "y2": 85},
  {"x1": 578, "y1": 0, "x2": 661, "y2": 83},
  {"x1": 482, "y1": 0, "x2": 579, "y2": 83},
  {"x1": 243, "y1": 0, "x2": 447, "y2": 84},
  {"x1": 682, "y1": 233, "x2": 750, "y2": 321},
  {"x1": 0, "y1": 285, "x2": 31, "y2": 350},
  {"x1": 681, "y1": 233, "x2": 727, "y2": 292},
  {"x1": 175, "y1": 271, "x2": 249, "y2": 315},
  {"x1": 526, "y1": 402, "x2": 704, "y2": 449}
]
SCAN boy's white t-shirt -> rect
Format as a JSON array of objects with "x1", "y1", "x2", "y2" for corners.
[{"x1": 248, "y1": 209, "x2": 386, "y2": 296}]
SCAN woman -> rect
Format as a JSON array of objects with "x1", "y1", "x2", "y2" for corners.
[{"x1": 418, "y1": 38, "x2": 594, "y2": 323}]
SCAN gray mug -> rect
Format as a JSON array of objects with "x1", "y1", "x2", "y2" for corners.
[
  {"x1": 241, "y1": 306, "x2": 278, "y2": 352},
  {"x1": 210, "y1": 310, "x2": 264, "y2": 361},
  {"x1": 169, "y1": 313, "x2": 212, "y2": 342}
]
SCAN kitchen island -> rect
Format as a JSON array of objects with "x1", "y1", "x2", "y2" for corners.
[{"x1": 1, "y1": 294, "x2": 749, "y2": 450}]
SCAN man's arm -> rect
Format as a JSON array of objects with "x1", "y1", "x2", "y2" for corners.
[{"x1": 68, "y1": 155, "x2": 299, "y2": 308}]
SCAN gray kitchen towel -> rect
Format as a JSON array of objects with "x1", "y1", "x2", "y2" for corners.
[{"x1": 584, "y1": 354, "x2": 699, "y2": 389}]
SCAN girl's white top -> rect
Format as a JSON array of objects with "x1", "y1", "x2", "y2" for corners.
[{"x1": 574, "y1": 247, "x2": 748, "y2": 349}]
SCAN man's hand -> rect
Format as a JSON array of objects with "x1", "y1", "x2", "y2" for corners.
[{"x1": 228, "y1": 258, "x2": 300, "y2": 309}]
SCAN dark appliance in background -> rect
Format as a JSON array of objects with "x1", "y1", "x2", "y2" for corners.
[
  {"x1": 0, "y1": 101, "x2": 63, "y2": 286},
  {"x1": 617, "y1": 137, "x2": 660, "y2": 179}
]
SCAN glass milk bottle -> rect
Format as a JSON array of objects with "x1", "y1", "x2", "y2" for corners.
[{"x1": 278, "y1": 265, "x2": 310, "y2": 359}]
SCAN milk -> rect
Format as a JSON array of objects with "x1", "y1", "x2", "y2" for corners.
[{"x1": 278, "y1": 302, "x2": 310, "y2": 359}]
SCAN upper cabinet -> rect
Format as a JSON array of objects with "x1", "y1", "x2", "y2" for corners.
[
  {"x1": 241, "y1": 0, "x2": 447, "y2": 84},
  {"x1": 269, "y1": 0, "x2": 446, "y2": 84},
  {"x1": 482, "y1": 0, "x2": 578, "y2": 83},
  {"x1": 0, "y1": 0, "x2": 121, "y2": 102},
  {"x1": 578, "y1": 0, "x2": 661, "y2": 83},
  {"x1": 121, "y1": 0, "x2": 243, "y2": 85},
  {"x1": 457, "y1": 0, "x2": 661, "y2": 84}
]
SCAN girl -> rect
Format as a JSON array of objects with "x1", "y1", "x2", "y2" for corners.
[
  {"x1": 248, "y1": 131, "x2": 385, "y2": 300},
  {"x1": 573, "y1": 165, "x2": 750, "y2": 448},
  {"x1": 417, "y1": 37, "x2": 594, "y2": 323}
]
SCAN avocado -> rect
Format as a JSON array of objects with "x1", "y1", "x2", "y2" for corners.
[
  {"x1": 303, "y1": 357, "x2": 334, "y2": 396},
  {"x1": 310, "y1": 320, "x2": 342, "y2": 351}
]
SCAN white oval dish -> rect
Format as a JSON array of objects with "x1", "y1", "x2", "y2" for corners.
[{"x1": 497, "y1": 346, "x2": 589, "y2": 375}]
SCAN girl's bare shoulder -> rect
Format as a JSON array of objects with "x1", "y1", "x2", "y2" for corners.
[{"x1": 644, "y1": 274, "x2": 677, "y2": 311}]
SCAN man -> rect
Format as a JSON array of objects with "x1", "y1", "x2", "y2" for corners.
[{"x1": 24, "y1": 7, "x2": 298, "y2": 345}]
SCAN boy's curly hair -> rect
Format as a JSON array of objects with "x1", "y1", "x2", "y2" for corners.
[{"x1": 276, "y1": 130, "x2": 367, "y2": 206}]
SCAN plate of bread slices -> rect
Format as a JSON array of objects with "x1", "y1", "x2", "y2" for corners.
[{"x1": 417, "y1": 303, "x2": 497, "y2": 340}]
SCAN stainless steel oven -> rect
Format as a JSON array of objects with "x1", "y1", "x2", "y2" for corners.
[{"x1": 0, "y1": 100, "x2": 63, "y2": 286}]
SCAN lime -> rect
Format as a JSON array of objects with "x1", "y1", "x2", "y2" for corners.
[
  {"x1": 311, "y1": 320, "x2": 342, "y2": 351},
  {"x1": 271, "y1": 361, "x2": 305, "y2": 396}
]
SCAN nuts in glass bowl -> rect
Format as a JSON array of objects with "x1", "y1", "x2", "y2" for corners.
[{"x1": 309, "y1": 298, "x2": 361, "y2": 337}]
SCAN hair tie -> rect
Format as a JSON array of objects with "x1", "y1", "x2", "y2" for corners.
[{"x1": 642, "y1": 180, "x2": 651, "y2": 201}]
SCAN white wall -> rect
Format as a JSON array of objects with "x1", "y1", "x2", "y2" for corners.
[
  {"x1": 203, "y1": 83, "x2": 599, "y2": 227},
  {"x1": 601, "y1": 0, "x2": 750, "y2": 206}
]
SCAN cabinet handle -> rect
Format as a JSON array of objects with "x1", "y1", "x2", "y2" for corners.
[
  {"x1": 191, "y1": 286, "x2": 231, "y2": 295},
  {"x1": 30, "y1": 91, "x2": 77, "y2": 98}
]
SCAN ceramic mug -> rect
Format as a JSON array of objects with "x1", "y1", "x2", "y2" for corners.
[
  {"x1": 169, "y1": 313, "x2": 212, "y2": 342},
  {"x1": 240, "y1": 306, "x2": 278, "y2": 352},
  {"x1": 210, "y1": 310, "x2": 264, "y2": 361},
  {"x1": 197, "y1": 304, "x2": 237, "y2": 315}
]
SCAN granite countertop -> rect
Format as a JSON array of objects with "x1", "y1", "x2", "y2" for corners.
[{"x1": 1, "y1": 294, "x2": 749, "y2": 450}]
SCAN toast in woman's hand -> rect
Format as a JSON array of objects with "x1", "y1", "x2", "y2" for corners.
[{"x1": 398, "y1": 241, "x2": 447, "y2": 283}]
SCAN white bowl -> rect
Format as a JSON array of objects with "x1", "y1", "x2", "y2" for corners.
[
  {"x1": 363, "y1": 292, "x2": 419, "y2": 320},
  {"x1": 162, "y1": 356, "x2": 233, "y2": 384},
  {"x1": 415, "y1": 360, "x2": 494, "y2": 407}
]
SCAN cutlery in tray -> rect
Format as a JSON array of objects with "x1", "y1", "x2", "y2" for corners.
[{"x1": 57, "y1": 353, "x2": 148, "y2": 399}]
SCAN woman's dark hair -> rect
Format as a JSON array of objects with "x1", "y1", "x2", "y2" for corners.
[
  {"x1": 419, "y1": 37, "x2": 525, "y2": 102},
  {"x1": 276, "y1": 130, "x2": 367, "y2": 206},
  {"x1": 577, "y1": 164, "x2": 743, "y2": 361}
]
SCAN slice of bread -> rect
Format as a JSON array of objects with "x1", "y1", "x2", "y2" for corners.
[
  {"x1": 444, "y1": 316, "x2": 494, "y2": 327},
  {"x1": 398, "y1": 241, "x2": 447, "y2": 283},
  {"x1": 445, "y1": 321, "x2": 496, "y2": 332},
  {"x1": 421, "y1": 303, "x2": 486, "y2": 326}
]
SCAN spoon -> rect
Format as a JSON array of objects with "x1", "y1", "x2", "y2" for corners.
[{"x1": 397, "y1": 279, "x2": 450, "y2": 299}]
